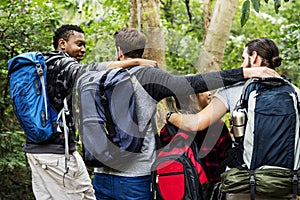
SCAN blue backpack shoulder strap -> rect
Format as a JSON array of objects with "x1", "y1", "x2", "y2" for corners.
[{"x1": 99, "y1": 69, "x2": 116, "y2": 138}]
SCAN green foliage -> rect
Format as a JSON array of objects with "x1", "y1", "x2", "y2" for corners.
[
  {"x1": 161, "y1": 0, "x2": 203, "y2": 75},
  {"x1": 69, "y1": 0, "x2": 203, "y2": 75},
  {"x1": 251, "y1": 0, "x2": 261, "y2": 12},
  {"x1": 241, "y1": 0, "x2": 251, "y2": 26},
  {"x1": 61, "y1": 0, "x2": 131, "y2": 63},
  {"x1": 223, "y1": 0, "x2": 299, "y2": 87},
  {"x1": 0, "y1": 0, "x2": 298, "y2": 198},
  {"x1": 0, "y1": 131, "x2": 34, "y2": 199},
  {"x1": 241, "y1": 0, "x2": 290, "y2": 26},
  {"x1": 274, "y1": 0, "x2": 282, "y2": 13},
  {"x1": 0, "y1": 1, "x2": 60, "y2": 198}
]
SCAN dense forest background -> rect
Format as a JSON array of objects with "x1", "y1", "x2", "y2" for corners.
[{"x1": 0, "y1": 0, "x2": 299, "y2": 199}]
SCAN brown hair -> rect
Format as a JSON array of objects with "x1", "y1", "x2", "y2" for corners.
[
  {"x1": 245, "y1": 38, "x2": 283, "y2": 69},
  {"x1": 113, "y1": 28, "x2": 146, "y2": 58}
]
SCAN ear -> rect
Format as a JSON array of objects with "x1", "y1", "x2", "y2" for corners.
[
  {"x1": 117, "y1": 46, "x2": 124, "y2": 60},
  {"x1": 57, "y1": 39, "x2": 66, "y2": 51},
  {"x1": 251, "y1": 51, "x2": 263, "y2": 66},
  {"x1": 250, "y1": 51, "x2": 258, "y2": 65}
]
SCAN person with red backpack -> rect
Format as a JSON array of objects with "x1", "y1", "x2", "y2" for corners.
[
  {"x1": 153, "y1": 92, "x2": 232, "y2": 199},
  {"x1": 167, "y1": 38, "x2": 300, "y2": 200}
]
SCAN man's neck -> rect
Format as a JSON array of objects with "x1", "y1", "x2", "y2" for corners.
[{"x1": 120, "y1": 56, "x2": 133, "y2": 61}]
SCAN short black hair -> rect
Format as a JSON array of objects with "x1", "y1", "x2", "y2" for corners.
[{"x1": 53, "y1": 24, "x2": 84, "y2": 50}]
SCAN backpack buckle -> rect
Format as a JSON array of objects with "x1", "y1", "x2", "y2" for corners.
[
  {"x1": 292, "y1": 171, "x2": 298, "y2": 185},
  {"x1": 35, "y1": 62, "x2": 44, "y2": 76}
]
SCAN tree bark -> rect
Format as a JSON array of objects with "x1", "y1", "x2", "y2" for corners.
[
  {"x1": 129, "y1": 0, "x2": 166, "y2": 70},
  {"x1": 198, "y1": 0, "x2": 239, "y2": 73},
  {"x1": 202, "y1": 0, "x2": 211, "y2": 41}
]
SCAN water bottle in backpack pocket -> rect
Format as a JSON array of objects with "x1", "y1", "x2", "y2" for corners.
[{"x1": 221, "y1": 77, "x2": 300, "y2": 199}]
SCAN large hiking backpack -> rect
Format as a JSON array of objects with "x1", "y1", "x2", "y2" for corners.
[
  {"x1": 151, "y1": 127, "x2": 212, "y2": 200},
  {"x1": 221, "y1": 77, "x2": 300, "y2": 199},
  {"x1": 75, "y1": 67, "x2": 145, "y2": 170},
  {"x1": 8, "y1": 52, "x2": 68, "y2": 144}
]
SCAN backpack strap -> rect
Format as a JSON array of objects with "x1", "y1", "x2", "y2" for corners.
[
  {"x1": 99, "y1": 69, "x2": 117, "y2": 138},
  {"x1": 292, "y1": 170, "x2": 298, "y2": 200},
  {"x1": 56, "y1": 98, "x2": 70, "y2": 179},
  {"x1": 98, "y1": 66, "x2": 141, "y2": 139},
  {"x1": 126, "y1": 66, "x2": 142, "y2": 75},
  {"x1": 34, "y1": 59, "x2": 49, "y2": 121},
  {"x1": 250, "y1": 170, "x2": 256, "y2": 200},
  {"x1": 55, "y1": 98, "x2": 70, "y2": 186},
  {"x1": 239, "y1": 78, "x2": 255, "y2": 107}
]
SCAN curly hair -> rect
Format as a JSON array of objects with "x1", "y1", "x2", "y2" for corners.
[{"x1": 53, "y1": 24, "x2": 84, "y2": 50}]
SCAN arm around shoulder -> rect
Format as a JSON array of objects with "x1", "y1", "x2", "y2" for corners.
[
  {"x1": 167, "y1": 97, "x2": 228, "y2": 132},
  {"x1": 105, "y1": 58, "x2": 157, "y2": 69}
]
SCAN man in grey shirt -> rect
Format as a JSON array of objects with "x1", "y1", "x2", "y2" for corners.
[
  {"x1": 168, "y1": 38, "x2": 300, "y2": 200},
  {"x1": 92, "y1": 30, "x2": 279, "y2": 200}
]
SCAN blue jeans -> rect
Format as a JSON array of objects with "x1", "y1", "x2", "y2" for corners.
[{"x1": 93, "y1": 173, "x2": 152, "y2": 200}]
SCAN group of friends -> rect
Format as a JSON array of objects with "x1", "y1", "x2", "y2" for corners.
[{"x1": 22, "y1": 24, "x2": 299, "y2": 200}]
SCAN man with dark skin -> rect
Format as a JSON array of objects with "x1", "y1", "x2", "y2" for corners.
[{"x1": 23, "y1": 24, "x2": 157, "y2": 200}]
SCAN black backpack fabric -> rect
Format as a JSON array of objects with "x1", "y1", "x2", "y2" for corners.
[{"x1": 222, "y1": 77, "x2": 300, "y2": 199}]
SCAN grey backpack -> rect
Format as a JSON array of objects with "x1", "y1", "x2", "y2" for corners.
[{"x1": 75, "y1": 67, "x2": 145, "y2": 170}]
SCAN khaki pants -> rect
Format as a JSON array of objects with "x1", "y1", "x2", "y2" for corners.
[
  {"x1": 26, "y1": 151, "x2": 95, "y2": 200},
  {"x1": 226, "y1": 193, "x2": 295, "y2": 200}
]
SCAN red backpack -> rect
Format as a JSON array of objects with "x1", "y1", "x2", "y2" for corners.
[{"x1": 151, "y1": 129, "x2": 212, "y2": 200}]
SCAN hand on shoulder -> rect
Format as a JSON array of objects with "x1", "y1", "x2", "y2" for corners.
[
  {"x1": 135, "y1": 58, "x2": 158, "y2": 68},
  {"x1": 243, "y1": 67, "x2": 280, "y2": 78}
]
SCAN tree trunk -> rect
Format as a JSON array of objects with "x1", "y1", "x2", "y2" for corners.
[
  {"x1": 129, "y1": 0, "x2": 166, "y2": 70},
  {"x1": 198, "y1": 0, "x2": 239, "y2": 73},
  {"x1": 129, "y1": 0, "x2": 167, "y2": 129},
  {"x1": 202, "y1": 0, "x2": 211, "y2": 41}
]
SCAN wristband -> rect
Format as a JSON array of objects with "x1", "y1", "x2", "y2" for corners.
[{"x1": 166, "y1": 112, "x2": 174, "y2": 123}]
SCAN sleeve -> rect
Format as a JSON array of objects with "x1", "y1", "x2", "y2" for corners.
[
  {"x1": 186, "y1": 67, "x2": 244, "y2": 92},
  {"x1": 134, "y1": 67, "x2": 244, "y2": 102},
  {"x1": 55, "y1": 58, "x2": 108, "y2": 97},
  {"x1": 213, "y1": 88, "x2": 231, "y2": 111}
]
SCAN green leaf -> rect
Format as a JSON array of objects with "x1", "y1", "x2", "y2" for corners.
[
  {"x1": 241, "y1": 0, "x2": 251, "y2": 26},
  {"x1": 274, "y1": 0, "x2": 281, "y2": 13},
  {"x1": 251, "y1": 0, "x2": 261, "y2": 12}
]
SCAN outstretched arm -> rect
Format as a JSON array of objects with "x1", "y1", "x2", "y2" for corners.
[
  {"x1": 167, "y1": 97, "x2": 228, "y2": 132},
  {"x1": 106, "y1": 58, "x2": 158, "y2": 69}
]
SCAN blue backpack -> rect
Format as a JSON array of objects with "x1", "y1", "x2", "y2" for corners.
[
  {"x1": 75, "y1": 67, "x2": 146, "y2": 170},
  {"x1": 8, "y1": 52, "x2": 68, "y2": 144},
  {"x1": 222, "y1": 77, "x2": 300, "y2": 199}
]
